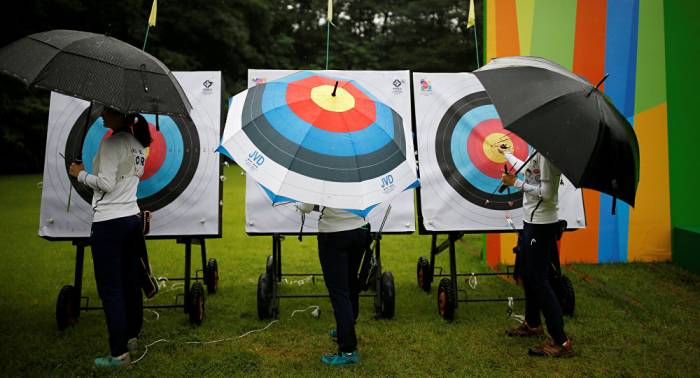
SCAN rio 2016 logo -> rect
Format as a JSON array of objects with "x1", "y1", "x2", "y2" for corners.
[
  {"x1": 380, "y1": 174, "x2": 395, "y2": 193},
  {"x1": 247, "y1": 150, "x2": 265, "y2": 169}
]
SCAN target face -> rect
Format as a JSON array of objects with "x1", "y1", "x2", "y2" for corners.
[
  {"x1": 414, "y1": 72, "x2": 586, "y2": 232},
  {"x1": 241, "y1": 71, "x2": 406, "y2": 182},
  {"x1": 435, "y1": 91, "x2": 529, "y2": 210},
  {"x1": 64, "y1": 110, "x2": 200, "y2": 212}
]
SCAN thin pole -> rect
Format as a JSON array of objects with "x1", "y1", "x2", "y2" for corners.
[
  {"x1": 473, "y1": 25, "x2": 480, "y2": 68},
  {"x1": 325, "y1": 21, "x2": 331, "y2": 70},
  {"x1": 142, "y1": 25, "x2": 150, "y2": 51}
]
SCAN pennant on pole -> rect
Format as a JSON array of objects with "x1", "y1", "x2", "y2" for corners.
[
  {"x1": 467, "y1": 0, "x2": 476, "y2": 28},
  {"x1": 327, "y1": 0, "x2": 333, "y2": 23},
  {"x1": 148, "y1": 0, "x2": 158, "y2": 27}
]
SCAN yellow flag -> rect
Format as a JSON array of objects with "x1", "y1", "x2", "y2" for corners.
[
  {"x1": 327, "y1": 0, "x2": 333, "y2": 23},
  {"x1": 148, "y1": 0, "x2": 157, "y2": 27},
  {"x1": 467, "y1": 0, "x2": 476, "y2": 28}
]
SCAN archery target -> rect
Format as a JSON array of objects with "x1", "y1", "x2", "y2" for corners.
[
  {"x1": 39, "y1": 71, "x2": 222, "y2": 239},
  {"x1": 221, "y1": 69, "x2": 418, "y2": 212},
  {"x1": 64, "y1": 111, "x2": 200, "y2": 212},
  {"x1": 242, "y1": 69, "x2": 416, "y2": 234},
  {"x1": 414, "y1": 72, "x2": 586, "y2": 231}
]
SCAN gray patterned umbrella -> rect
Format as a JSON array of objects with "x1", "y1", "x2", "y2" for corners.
[{"x1": 0, "y1": 29, "x2": 191, "y2": 118}]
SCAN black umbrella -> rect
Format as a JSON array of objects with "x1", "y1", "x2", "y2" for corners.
[
  {"x1": 474, "y1": 56, "x2": 640, "y2": 208},
  {"x1": 0, "y1": 29, "x2": 191, "y2": 118}
]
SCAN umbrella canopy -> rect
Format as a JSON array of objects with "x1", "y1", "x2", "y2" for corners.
[
  {"x1": 474, "y1": 56, "x2": 640, "y2": 206},
  {"x1": 218, "y1": 71, "x2": 418, "y2": 214},
  {"x1": 0, "y1": 29, "x2": 191, "y2": 118}
]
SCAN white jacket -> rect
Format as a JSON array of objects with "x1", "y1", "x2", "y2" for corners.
[
  {"x1": 296, "y1": 203, "x2": 367, "y2": 233},
  {"x1": 77, "y1": 132, "x2": 146, "y2": 222}
]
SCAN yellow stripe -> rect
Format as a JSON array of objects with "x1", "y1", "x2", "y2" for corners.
[
  {"x1": 628, "y1": 103, "x2": 671, "y2": 261},
  {"x1": 516, "y1": 0, "x2": 535, "y2": 56},
  {"x1": 500, "y1": 233, "x2": 517, "y2": 265}
]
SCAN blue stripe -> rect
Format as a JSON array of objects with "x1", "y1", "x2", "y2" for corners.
[
  {"x1": 599, "y1": 0, "x2": 639, "y2": 263},
  {"x1": 450, "y1": 105, "x2": 509, "y2": 193}
]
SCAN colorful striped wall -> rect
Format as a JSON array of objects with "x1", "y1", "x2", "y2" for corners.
[{"x1": 483, "y1": 0, "x2": 671, "y2": 265}]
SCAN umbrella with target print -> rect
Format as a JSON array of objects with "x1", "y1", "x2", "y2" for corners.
[{"x1": 218, "y1": 71, "x2": 419, "y2": 215}]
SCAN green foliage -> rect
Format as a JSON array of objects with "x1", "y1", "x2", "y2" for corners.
[{"x1": 0, "y1": 0, "x2": 482, "y2": 172}]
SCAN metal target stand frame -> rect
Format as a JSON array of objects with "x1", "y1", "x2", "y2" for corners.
[
  {"x1": 253, "y1": 232, "x2": 397, "y2": 320},
  {"x1": 251, "y1": 207, "x2": 401, "y2": 321},
  {"x1": 415, "y1": 229, "x2": 525, "y2": 321},
  {"x1": 55, "y1": 237, "x2": 219, "y2": 330}
]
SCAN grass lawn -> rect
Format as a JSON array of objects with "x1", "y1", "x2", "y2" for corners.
[{"x1": 0, "y1": 165, "x2": 698, "y2": 377}]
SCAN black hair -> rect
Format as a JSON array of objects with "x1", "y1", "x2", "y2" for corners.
[{"x1": 128, "y1": 113, "x2": 152, "y2": 147}]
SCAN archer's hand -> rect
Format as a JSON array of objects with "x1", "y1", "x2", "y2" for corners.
[
  {"x1": 501, "y1": 173, "x2": 516, "y2": 187},
  {"x1": 68, "y1": 163, "x2": 84, "y2": 178}
]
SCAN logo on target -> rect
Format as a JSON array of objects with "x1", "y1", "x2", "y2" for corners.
[
  {"x1": 202, "y1": 79, "x2": 214, "y2": 94},
  {"x1": 247, "y1": 150, "x2": 265, "y2": 169},
  {"x1": 380, "y1": 174, "x2": 395, "y2": 193},
  {"x1": 391, "y1": 79, "x2": 405, "y2": 95}
]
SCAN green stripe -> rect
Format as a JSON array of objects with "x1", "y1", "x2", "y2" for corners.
[
  {"x1": 530, "y1": 0, "x2": 577, "y2": 69},
  {"x1": 635, "y1": 0, "x2": 666, "y2": 113}
]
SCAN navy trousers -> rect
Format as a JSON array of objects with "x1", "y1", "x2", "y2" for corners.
[
  {"x1": 318, "y1": 226, "x2": 370, "y2": 353},
  {"x1": 90, "y1": 214, "x2": 145, "y2": 356},
  {"x1": 521, "y1": 221, "x2": 567, "y2": 344}
]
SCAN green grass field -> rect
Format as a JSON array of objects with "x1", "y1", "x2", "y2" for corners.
[{"x1": 0, "y1": 166, "x2": 698, "y2": 377}]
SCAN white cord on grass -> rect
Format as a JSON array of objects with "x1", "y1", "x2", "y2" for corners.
[
  {"x1": 289, "y1": 305, "x2": 319, "y2": 319},
  {"x1": 131, "y1": 320, "x2": 280, "y2": 364}
]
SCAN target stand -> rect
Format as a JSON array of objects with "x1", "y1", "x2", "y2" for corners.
[
  {"x1": 255, "y1": 233, "x2": 396, "y2": 321},
  {"x1": 55, "y1": 237, "x2": 219, "y2": 330},
  {"x1": 415, "y1": 229, "x2": 575, "y2": 321},
  {"x1": 415, "y1": 230, "x2": 524, "y2": 321}
]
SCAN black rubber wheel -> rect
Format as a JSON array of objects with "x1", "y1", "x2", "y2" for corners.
[
  {"x1": 437, "y1": 278, "x2": 456, "y2": 321},
  {"x1": 379, "y1": 271, "x2": 395, "y2": 319},
  {"x1": 559, "y1": 274, "x2": 575, "y2": 316},
  {"x1": 265, "y1": 255, "x2": 274, "y2": 277},
  {"x1": 189, "y1": 282, "x2": 205, "y2": 325},
  {"x1": 417, "y1": 256, "x2": 433, "y2": 292},
  {"x1": 205, "y1": 258, "x2": 219, "y2": 294},
  {"x1": 56, "y1": 285, "x2": 79, "y2": 330},
  {"x1": 257, "y1": 272, "x2": 273, "y2": 320}
]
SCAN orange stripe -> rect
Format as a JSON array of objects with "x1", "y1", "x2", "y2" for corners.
[
  {"x1": 560, "y1": 189, "x2": 600, "y2": 263},
  {"x1": 486, "y1": 233, "x2": 501, "y2": 268},
  {"x1": 628, "y1": 103, "x2": 671, "y2": 261},
  {"x1": 494, "y1": 0, "x2": 520, "y2": 57},
  {"x1": 499, "y1": 233, "x2": 518, "y2": 265},
  {"x1": 572, "y1": 0, "x2": 607, "y2": 86},
  {"x1": 559, "y1": 0, "x2": 608, "y2": 264}
]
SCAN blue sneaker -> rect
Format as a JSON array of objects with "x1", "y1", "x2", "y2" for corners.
[
  {"x1": 94, "y1": 352, "x2": 130, "y2": 368},
  {"x1": 329, "y1": 329, "x2": 337, "y2": 338},
  {"x1": 321, "y1": 351, "x2": 359, "y2": 366}
]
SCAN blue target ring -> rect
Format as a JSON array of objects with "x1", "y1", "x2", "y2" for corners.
[{"x1": 450, "y1": 105, "x2": 504, "y2": 193}]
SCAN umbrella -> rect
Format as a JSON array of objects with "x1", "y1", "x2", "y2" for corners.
[
  {"x1": 474, "y1": 56, "x2": 640, "y2": 207},
  {"x1": 0, "y1": 29, "x2": 191, "y2": 118},
  {"x1": 218, "y1": 71, "x2": 419, "y2": 215}
]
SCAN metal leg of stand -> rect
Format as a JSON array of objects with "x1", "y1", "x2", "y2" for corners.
[
  {"x1": 275, "y1": 234, "x2": 282, "y2": 282},
  {"x1": 449, "y1": 233, "x2": 458, "y2": 307},
  {"x1": 74, "y1": 243, "x2": 85, "y2": 315},
  {"x1": 184, "y1": 239, "x2": 191, "y2": 313},
  {"x1": 430, "y1": 234, "x2": 437, "y2": 276},
  {"x1": 200, "y1": 238, "x2": 207, "y2": 272}
]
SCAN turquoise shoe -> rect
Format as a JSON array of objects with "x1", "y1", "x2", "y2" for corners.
[
  {"x1": 329, "y1": 329, "x2": 337, "y2": 338},
  {"x1": 94, "y1": 352, "x2": 130, "y2": 368},
  {"x1": 321, "y1": 351, "x2": 359, "y2": 366}
]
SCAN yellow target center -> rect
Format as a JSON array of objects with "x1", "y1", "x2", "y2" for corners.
[
  {"x1": 310, "y1": 85, "x2": 355, "y2": 112},
  {"x1": 483, "y1": 133, "x2": 513, "y2": 164}
]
